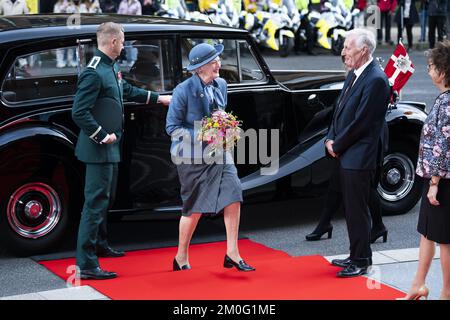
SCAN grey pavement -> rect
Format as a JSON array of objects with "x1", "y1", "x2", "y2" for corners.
[{"x1": 0, "y1": 258, "x2": 67, "y2": 298}]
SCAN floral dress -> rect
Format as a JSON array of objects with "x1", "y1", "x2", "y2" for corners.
[
  {"x1": 416, "y1": 90, "x2": 450, "y2": 244},
  {"x1": 416, "y1": 91, "x2": 450, "y2": 178}
]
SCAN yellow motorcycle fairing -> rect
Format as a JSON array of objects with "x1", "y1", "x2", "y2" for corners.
[
  {"x1": 315, "y1": 18, "x2": 331, "y2": 49},
  {"x1": 280, "y1": 30, "x2": 295, "y2": 38},
  {"x1": 263, "y1": 19, "x2": 279, "y2": 51}
]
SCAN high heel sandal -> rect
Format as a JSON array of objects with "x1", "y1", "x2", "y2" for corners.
[
  {"x1": 396, "y1": 285, "x2": 429, "y2": 300},
  {"x1": 173, "y1": 258, "x2": 191, "y2": 271},
  {"x1": 305, "y1": 225, "x2": 333, "y2": 241},
  {"x1": 370, "y1": 227, "x2": 388, "y2": 244},
  {"x1": 223, "y1": 255, "x2": 255, "y2": 272}
]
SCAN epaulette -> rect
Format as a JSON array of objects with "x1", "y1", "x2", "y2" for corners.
[{"x1": 87, "y1": 56, "x2": 101, "y2": 69}]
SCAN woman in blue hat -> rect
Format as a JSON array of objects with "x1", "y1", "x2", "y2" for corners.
[{"x1": 166, "y1": 42, "x2": 255, "y2": 272}]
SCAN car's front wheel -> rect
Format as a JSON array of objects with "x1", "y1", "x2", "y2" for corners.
[
  {"x1": 0, "y1": 179, "x2": 71, "y2": 255},
  {"x1": 378, "y1": 142, "x2": 423, "y2": 215}
]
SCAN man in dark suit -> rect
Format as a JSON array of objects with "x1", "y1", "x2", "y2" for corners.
[
  {"x1": 72, "y1": 22, "x2": 171, "y2": 280},
  {"x1": 326, "y1": 28, "x2": 391, "y2": 277}
]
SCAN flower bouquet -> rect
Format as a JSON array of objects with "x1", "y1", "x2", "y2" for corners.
[{"x1": 197, "y1": 109, "x2": 243, "y2": 156}]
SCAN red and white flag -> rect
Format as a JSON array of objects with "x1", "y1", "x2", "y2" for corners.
[{"x1": 384, "y1": 40, "x2": 415, "y2": 92}]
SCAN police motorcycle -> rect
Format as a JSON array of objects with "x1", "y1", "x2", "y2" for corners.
[
  {"x1": 156, "y1": 0, "x2": 190, "y2": 20},
  {"x1": 320, "y1": 0, "x2": 360, "y2": 55},
  {"x1": 296, "y1": 8, "x2": 331, "y2": 52},
  {"x1": 205, "y1": 2, "x2": 234, "y2": 26},
  {"x1": 239, "y1": 7, "x2": 295, "y2": 57},
  {"x1": 266, "y1": 2, "x2": 297, "y2": 56},
  {"x1": 189, "y1": 10, "x2": 211, "y2": 23},
  {"x1": 280, "y1": 0, "x2": 302, "y2": 55},
  {"x1": 221, "y1": 0, "x2": 241, "y2": 27}
]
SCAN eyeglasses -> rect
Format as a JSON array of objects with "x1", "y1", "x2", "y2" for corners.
[{"x1": 427, "y1": 63, "x2": 434, "y2": 71}]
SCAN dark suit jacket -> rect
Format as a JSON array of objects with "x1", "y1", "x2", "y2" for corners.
[{"x1": 327, "y1": 60, "x2": 390, "y2": 170}]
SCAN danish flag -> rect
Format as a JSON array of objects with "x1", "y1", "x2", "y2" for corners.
[{"x1": 383, "y1": 40, "x2": 415, "y2": 92}]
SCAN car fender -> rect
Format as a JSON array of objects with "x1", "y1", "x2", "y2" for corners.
[
  {"x1": 0, "y1": 124, "x2": 75, "y2": 152},
  {"x1": 240, "y1": 101, "x2": 427, "y2": 192},
  {"x1": 386, "y1": 102, "x2": 427, "y2": 126}
]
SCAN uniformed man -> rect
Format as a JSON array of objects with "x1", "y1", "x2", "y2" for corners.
[{"x1": 72, "y1": 22, "x2": 171, "y2": 280}]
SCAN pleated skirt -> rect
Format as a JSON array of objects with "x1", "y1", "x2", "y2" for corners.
[
  {"x1": 176, "y1": 162, "x2": 243, "y2": 216},
  {"x1": 417, "y1": 178, "x2": 450, "y2": 244}
]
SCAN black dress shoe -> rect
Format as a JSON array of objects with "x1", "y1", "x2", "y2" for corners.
[
  {"x1": 97, "y1": 246, "x2": 125, "y2": 258},
  {"x1": 331, "y1": 257, "x2": 352, "y2": 268},
  {"x1": 78, "y1": 267, "x2": 117, "y2": 280},
  {"x1": 173, "y1": 258, "x2": 191, "y2": 271},
  {"x1": 337, "y1": 264, "x2": 370, "y2": 278},
  {"x1": 223, "y1": 255, "x2": 255, "y2": 272},
  {"x1": 306, "y1": 225, "x2": 333, "y2": 241},
  {"x1": 371, "y1": 227, "x2": 388, "y2": 243}
]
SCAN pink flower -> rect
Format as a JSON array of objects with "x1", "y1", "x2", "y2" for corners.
[
  {"x1": 433, "y1": 145, "x2": 442, "y2": 157},
  {"x1": 442, "y1": 126, "x2": 450, "y2": 138}
]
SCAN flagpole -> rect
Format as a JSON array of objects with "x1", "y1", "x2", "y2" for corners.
[{"x1": 400, "y1": 2, "x2": 404, "y2": 42}]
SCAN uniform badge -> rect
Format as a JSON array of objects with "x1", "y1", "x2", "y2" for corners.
[
  {"x1": 87, "y1": 56, "x2": 101, "y2": 69},
  {"x1": 117, "y1": 71, "x2": 122, "y2": 85}
]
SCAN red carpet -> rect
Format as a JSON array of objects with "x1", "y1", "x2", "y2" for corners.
[{"x1": 39, "y1": 239, "x2": 404, "y2": 300}]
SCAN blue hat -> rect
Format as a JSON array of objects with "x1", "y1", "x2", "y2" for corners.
[{"x1": 187, "y1": 43, "x2": 224, "y2": 71}]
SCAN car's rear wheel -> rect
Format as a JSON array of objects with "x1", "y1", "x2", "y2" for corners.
[
  {"x1": 378, "y1": 141, "x2": 423, "y2": 215},
  {"x1": 0, "y1": 179, "x2": 71, "y2": 255}
]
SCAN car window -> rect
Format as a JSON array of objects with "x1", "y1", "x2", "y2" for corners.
[
  {"x1": 116, "y1": 39, "x2": 176, "y2": 95},
  {"x1": 2, "y1": 46, "x2": 80, "y2": 103},
  {"x1": 181, "y1": 38, "x2": 266, "y2": 84},
  {"x1": 1, "y1": 39, "x2": 175, "y2": 105},
  {"x1": 237, "y1": 40, "x2": 265, "y2": 83}
]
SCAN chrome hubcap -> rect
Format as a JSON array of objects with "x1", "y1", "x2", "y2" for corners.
[
  {"x1": 386, "y1": 168, "x2": 401, "y2": 185},
  {"x1": 7, "y1": 182, "x2": 61, "y2": 239},
  {"x1": 378, "y1": 153, "x2": 415, "y2": 202},
  {"x1": 24, "y1": 200, "x2": 43, "y2": 219}
]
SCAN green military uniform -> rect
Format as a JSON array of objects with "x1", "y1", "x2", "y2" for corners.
[{"x1": 72, "y1": 48, "x2": 159, "y2": 270}]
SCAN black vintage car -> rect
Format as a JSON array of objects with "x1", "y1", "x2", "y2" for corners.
[{"x1": 0, "y1": 14, "x2": 427, "y2": 254}]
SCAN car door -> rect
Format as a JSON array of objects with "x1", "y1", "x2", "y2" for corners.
[{"x1": 118, "y1": 36, "x2": 182, "y2": 210}]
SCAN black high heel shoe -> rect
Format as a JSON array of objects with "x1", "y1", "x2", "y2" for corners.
[
  {"x1": 223, "y1": 255, "x2": 255, "y2": 272},
  {"x1": 305, "y1": 225, "x2": 333, "y2": 241},
  {"x1": 370, "y1": 227, "x2": 388, "y2": 243},
  {"x1": 173, "y1": 258, "x2": 191, "y2": 271}
]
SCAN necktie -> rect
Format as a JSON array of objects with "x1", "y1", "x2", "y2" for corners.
[{"x1": 337, "y1": 72, "x2": 356, "y2": 112}]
